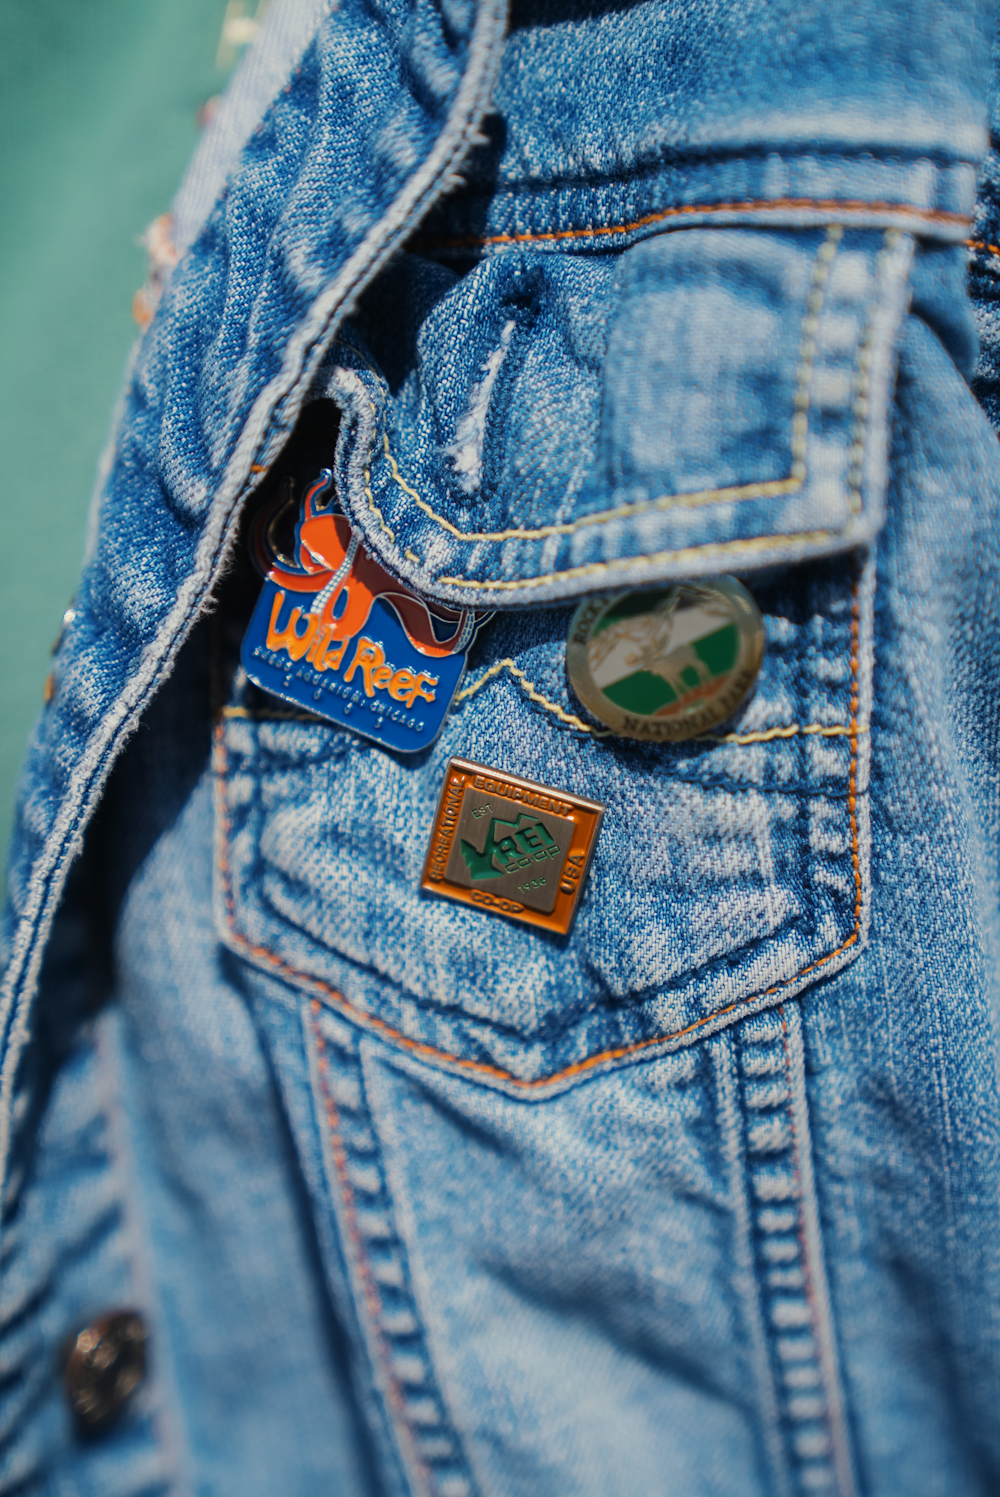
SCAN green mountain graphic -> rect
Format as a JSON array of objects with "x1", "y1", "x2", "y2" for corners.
[
  {"x1": 602, "y1": 670, "x2": 678, "y2": 714},
  {"x1": 459, "y1": 837, "x2": 502, "y2": 880},
  {"x1": 460, "y1": 813, "x2": 558, "y2": 881},
  {"x1": 601, "y1": 621, "x2": 739, "y2": 714}
]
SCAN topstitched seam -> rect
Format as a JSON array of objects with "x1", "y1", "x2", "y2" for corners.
[
  {"x1": 213, "y1": 576, "x2": 865, "y2": 1089},
  {"x1": 774, "y1": 1005, "x2": 858, "y2": 1496},
  {"x1": 363, "y1": 454, "x2": 396, "y2": 542},
  {"x1": 775, "y1": 1006, "x2": 837, "y2": 1483},
  {"x1": 778, "y1": 1004, "x2": 820, "y2": 1333},
  {"x1": 310, "y1": 1024, "x2": 445, "y2": 1497},
  {"x1": 845, "y1": 230, "x2": 901, "y2": 514},
  {"x1": 433, "y1": 528, "x2": 841, "y2": 590},
  {"x1": 416, "y1": 196, "x2": 967, "y2": 251},
  {"x1": 452, "y1": 657, "x2": 865, "y2": 745},
  {"x1": 454, "y1": 659, "x2": 612, "y2": 735},
  {"x1": 363, "y1": 229, "x2": 843, "y2": 546},
  {"x1": 223, "y1": 674, "x2": 866, "y2": 745}
]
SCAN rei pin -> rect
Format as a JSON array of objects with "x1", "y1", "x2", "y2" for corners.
[
  {"x1": 421, "y1": 758, "x2": 604, "y2": 935},
  {"x1": 566, "y1": 577, "x2": 765, "y2": 742}
]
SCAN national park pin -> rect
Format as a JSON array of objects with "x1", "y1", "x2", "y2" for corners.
[{"x1": 566, "y1": 578, "x2": 764, "y2": 741}]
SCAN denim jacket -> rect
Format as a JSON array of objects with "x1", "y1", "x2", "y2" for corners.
[{"x1": 4, "y1": 1, "x2": 1000, "y2": 1492}]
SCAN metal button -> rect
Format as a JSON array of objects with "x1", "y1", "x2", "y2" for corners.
[
  {"x1": 566, "y1": 578, "x2": 765, "y2": 742},
  {"x1": 63, "y1": 1310, "x2": 148, "y2": 1433}
]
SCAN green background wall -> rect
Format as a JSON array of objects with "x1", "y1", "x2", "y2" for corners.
[{"x1": 0, "y1": 0, "x2": 237, "y2": 850}]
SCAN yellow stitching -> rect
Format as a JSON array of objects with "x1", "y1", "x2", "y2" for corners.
[
  {"x1": 436, "y1": 528, "x2": 838, "y2": 590},
  {"x1": 700, "y1": 722, "x2": 867, "y2": 745},
  {"x1": 370, "y1": 228, "x2": 843, "y2": 544},
  {"x1": 403, "y1": 469, "x2": 800, "y2": 541},
  {"x1": 455, "y1": 658, "x2": 867, "y2": 745},
  {"x1": 454, "y1": 657, "x2": 517, "y2": 698},
  {"x1": 455, "y1": 658, "x2": 613, "y2": 734},
  {"x1": 362, "y1": 455, "x2": 395, "y2": 540},
  {"x1": 382, "y1": 438, "x2": 426, "y2": 508}
]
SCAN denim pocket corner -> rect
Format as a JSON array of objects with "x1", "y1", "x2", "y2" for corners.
[{"x1": 213, "y1": 550, "x2": 873, "y2": 1094}]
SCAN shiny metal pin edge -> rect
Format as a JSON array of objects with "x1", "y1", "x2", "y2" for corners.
[{"x1": 419, "y1": 756, "x2": 605, "y2": 936}]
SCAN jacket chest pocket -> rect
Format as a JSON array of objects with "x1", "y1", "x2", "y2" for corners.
[{"x1": 214, "y1": 550, "x2": 871, "y2": 1093}]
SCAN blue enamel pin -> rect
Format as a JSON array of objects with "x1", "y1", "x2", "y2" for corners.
[{"x1": 241, "y1": 470, "x2": 491, "y2": 753}]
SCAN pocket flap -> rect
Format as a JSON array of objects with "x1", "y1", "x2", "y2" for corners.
[{"x1": 323, "y1": 225, "x2": 912, "y2": 608}]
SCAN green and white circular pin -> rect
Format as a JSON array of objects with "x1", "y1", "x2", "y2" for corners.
[{"x1": 566, "y1": 578, "x2": 765, "y2": 742}]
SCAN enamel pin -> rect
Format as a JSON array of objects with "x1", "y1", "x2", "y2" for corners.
[
  {"x1": 241, "y1": 470, "x2": 491, "y2": 752},
  {"x1": 421, "y1": 758, "x2": 604, "y2": 935},
  {"x1": 566, "y1": 578, "x2": 765, "y2": 741}
]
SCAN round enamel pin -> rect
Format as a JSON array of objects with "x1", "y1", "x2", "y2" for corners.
[{"x1": 566, "y1": 578, "x2": 765, "y2": 742}]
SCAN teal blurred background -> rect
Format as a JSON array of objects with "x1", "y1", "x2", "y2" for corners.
[{"x1": 0, "y1": 0, "x2": 244, "y2": 850}]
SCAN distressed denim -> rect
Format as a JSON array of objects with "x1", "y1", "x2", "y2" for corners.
[{"x1": 4, "y1": 1, "x2": 1000, "y2": 1493}]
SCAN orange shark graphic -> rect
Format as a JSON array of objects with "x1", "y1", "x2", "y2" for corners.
[{"x1": 254, "y1": 470, "x2": 478, "y2": 658}]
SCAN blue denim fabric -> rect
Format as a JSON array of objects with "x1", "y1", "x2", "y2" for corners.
[{"x1": 4, "y1": 1, "x2": 1000, "y2": 1493}]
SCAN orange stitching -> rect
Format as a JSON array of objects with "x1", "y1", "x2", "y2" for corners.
[
  {"x1": 846, "y1": 578, "x2": 863, "y2": 940},
  {"x1": 310, "y1": 1023, "x2": 432, "y2": 1488},
  {"x1": 967, "y1": 237, "x2": 1000, "y2": 261},
  {"x1": 214, "y1": 576, "x2": 864, "y2": 1088},
  {"x1": 417, "y1": 197, "x2": 968, "y2": 252}
]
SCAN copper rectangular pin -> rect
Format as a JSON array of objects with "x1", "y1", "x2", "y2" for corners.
[{"x1": 420, "y1": 757, "x2": 604, "y2": 935}]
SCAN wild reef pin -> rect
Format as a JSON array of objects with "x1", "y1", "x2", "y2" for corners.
[{"x1": 241, "y1": 470, "x2": 491, "y2": 752}]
